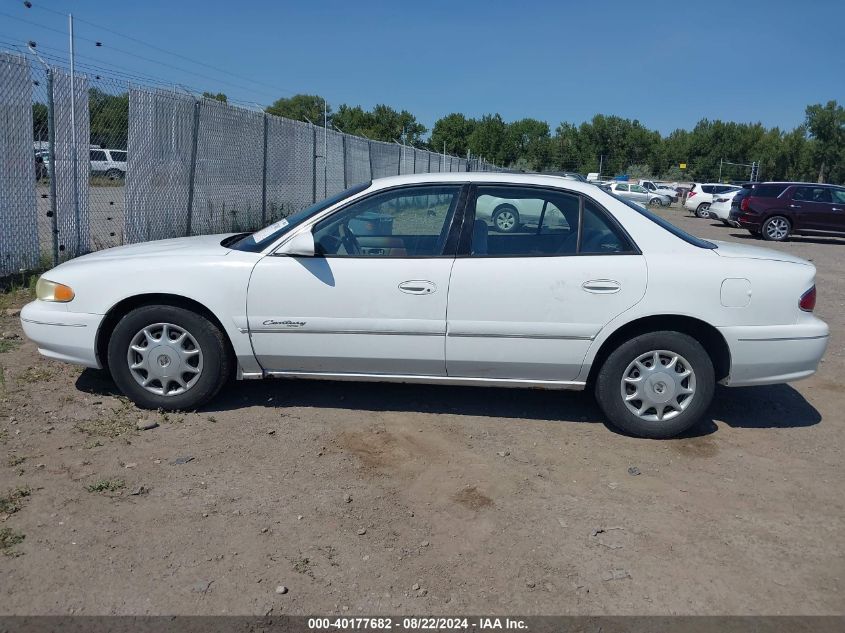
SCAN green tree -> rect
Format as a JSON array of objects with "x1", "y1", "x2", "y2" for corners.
[
  {"x1": 266, "y1": 94, "x2": 330, "y2": 126},
  {"x1": 32, "y1": 102, "x2": 48, "y2": 141},
  {"x1": 805, "y1": 100, "x2": 845, "y2": 183},
  {"x1": 332, "y1": 104, "x2": 372, "y2": 136},
  {"x1": 468, "y1": 114, "x2": 513, "y2": 166},
  {"x1": 507, "y1": 118, "x2": 550, "y2": 170},
  {"x1": 431, "y1": 113, "x2": 476, "y2": 156},
  {"x1": 367, "y1": 104, "x2": 427, "y2": 144},
  {"x1": 88, "y1": 88, "x2": 129, "y2": 149},
  {"x1": 202, "y1": 92, "x2": 227, "y2": 103}
]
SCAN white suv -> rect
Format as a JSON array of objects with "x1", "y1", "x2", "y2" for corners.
[
  {"x1": 684, "y1": 183, "x2": 740, "y2": 218},
  {"x1": 90, "y1": 148, "x2": 127, "y2": 180}
]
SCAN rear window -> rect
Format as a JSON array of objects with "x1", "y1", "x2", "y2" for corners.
[
  {"x1": 752, "y1": 184, "x2": 789, "y2": 198},
  {"x1": 701, "y1": 185, "x2": 715, "y2": 194}
]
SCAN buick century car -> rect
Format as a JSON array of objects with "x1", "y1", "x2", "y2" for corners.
[{"x1": 21, "y1": 173, "x2": 829, "y2": 438}]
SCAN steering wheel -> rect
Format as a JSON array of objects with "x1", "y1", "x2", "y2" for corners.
[{"x1": 338, "y1": 222, "x2": 362, "y2": 255}]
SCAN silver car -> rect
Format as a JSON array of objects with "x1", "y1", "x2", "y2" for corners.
[{"x1": 607, "y1": 182, "x2": 671, "y2": 207}]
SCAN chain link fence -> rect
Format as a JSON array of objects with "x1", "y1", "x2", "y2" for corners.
[{"x1": 0, "y1": 50, "x2": 500, "y2": 277}]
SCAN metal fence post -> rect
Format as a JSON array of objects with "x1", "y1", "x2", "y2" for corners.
[
  {"x1": 342, "y1": 133, "x2": 348, "y2": 189},
  {"x1": 46, "y1": 68, "x2": 59, "y2": 267},
  {"x1": 185, "y1": 98, "x2": 200, "y2": 236},
  {"x1": 367, "y1": 140, "x2": 374, "y2": 180},
  {"x1": 312, "y1": 126, "x2": 318, "y2": 203},
  {"x1": 261, "y1": 112, "x2": 269, "y2": 225}
]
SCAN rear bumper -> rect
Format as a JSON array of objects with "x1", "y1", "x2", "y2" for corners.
[
  {"x1": 20, "y1": 301, "x2": 103, "y2": 368},
  {"x1": 719, "y1": 318, "x2": 829, "y2": 387}
]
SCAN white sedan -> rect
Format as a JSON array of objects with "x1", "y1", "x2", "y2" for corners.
[{"x1": 21, "y1": 173, "x2": 829, "y2": 439}]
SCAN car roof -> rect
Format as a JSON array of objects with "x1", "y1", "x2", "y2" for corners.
[
  {"x1": 369, "y1": 172, "x2": 604, "y2": 195},
  {"x1": 758, "y1": 181, "x2": 840, "y2": 187}
]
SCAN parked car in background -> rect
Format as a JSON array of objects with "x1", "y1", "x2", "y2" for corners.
[
  {"x1": 708, "y1": 188, "x2": 744, "y2": 225},
  {"x1": 728, "y1": 184, "x2": 756, "y2": 227},
  {"x1": 684, "y1": 183, "x2": 741, "y2": 218},
  {"x1": 89, "y1": 148, "x2": 127, "y2": 179},
  {"x1": 20, "y1": 172, "x2": 829, "y2": 439},
  {"x1": 606, "y1": 182, "x2": 671, "y2": 206},
  {"x1": 736, "y1": 182, "x2": 845, "y2": 241},
  {"x1": 639, "y1": 180, "x2": 679, "y2": 202},
  {"x1": 544, "y1": 171, "x2": 587, "y2": 182}
]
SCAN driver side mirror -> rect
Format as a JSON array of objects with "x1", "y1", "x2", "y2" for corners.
[{"x1": 276, "y1": 231, "x2": 316, "y2": 257}]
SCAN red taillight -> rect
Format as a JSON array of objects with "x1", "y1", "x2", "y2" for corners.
[
  {"x1": 799, "y1": 286, "x2": 816, "y2": 312},
  {"x1": 687, "y1": 191, "x2": 697, "y2": 198},
  {"x1": 740, "y1": 197, "x2": 750, "y2": 211}
]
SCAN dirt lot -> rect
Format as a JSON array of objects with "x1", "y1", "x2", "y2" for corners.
[{"x1": 1, "y1": 206, "x2": 843, "y2": 615}]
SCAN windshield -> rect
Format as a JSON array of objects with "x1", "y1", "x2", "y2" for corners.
[
  {"x1": 228, "y1": 181, "x2": 371, "y2": 252},
  {"x1": 610, "y1": 193, "x2": 717, "y2": 249}
]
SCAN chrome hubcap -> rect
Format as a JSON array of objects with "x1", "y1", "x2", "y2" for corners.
[
  {"x1": 126, "y1": 323, "x2": 203, "y2": 396},
  {"x1": 621, "y1": 350, "x2": 696, "y2": 422},
  {"x1": 496, "y1": 210, "x2": 516, "y2": 230},
  {"x1": 766, "y1": 218, "x2": 788, "y2": 239}
]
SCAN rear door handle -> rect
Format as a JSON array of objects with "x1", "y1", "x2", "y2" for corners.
[
  {"x1": 582, "y1": 279, "x2": 621, "y2": 294},
  {"x1": 789, "y1": 204, "x2": 802, "y2": 209},
  {"x1": 398, "y1": 280, "x2": 436, "y2": 295},
  {"x1": 832, "y1": 207, "x2": 843, "y2": 212}
]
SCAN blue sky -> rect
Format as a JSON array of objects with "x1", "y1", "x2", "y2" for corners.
[{"x1": 1, "y1": 0, "x2": 843, "y2": 135}]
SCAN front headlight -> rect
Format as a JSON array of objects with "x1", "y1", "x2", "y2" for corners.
[{"x1": 35, "y1": 277, "x2": 75, "y2": 302}]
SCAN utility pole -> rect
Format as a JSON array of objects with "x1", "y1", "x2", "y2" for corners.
[
  {"x1": 598, "y1": 154, "x2": 604, "y2": 180},
  {"x1": 718, "y1": 158, "x2": 723, "y2": 182},
  {"x1": 323, "y1": 99, "x2": 328, "y2": 198}
]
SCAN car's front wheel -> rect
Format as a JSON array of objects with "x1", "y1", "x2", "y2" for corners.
[
  {"x1": 762, "y1": 215, "x2": 791, "y2": 241},
  {"x1": 107, "y1": 305, "x2": 232, "y2": 410},
  {"x1": 594, "y1": 331, "x2": 715, "y2": 439}
]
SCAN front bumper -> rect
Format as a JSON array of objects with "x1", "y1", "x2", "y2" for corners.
[
  {"x1": 20, "y1": 301, "x2": 103, "y2": 368},
  {"x1": 719, "y1": 318, "x2": 829, "y2": 387}
]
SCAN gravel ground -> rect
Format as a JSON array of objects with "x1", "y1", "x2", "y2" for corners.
[{"x1": 0, "y1": 205, "x2": 843, "y2": 615}]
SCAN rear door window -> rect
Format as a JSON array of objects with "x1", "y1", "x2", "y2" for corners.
[
  {"x1": 831, "y1": 189, "x2": 845, "y2": 204},
  {"x1": 701, "y1": 185, "x2": 714, "y2": 194},
  {"x1": 752, "y1": 184, "x2": 789, "y2": 198},
  {"x1": 793, "y1": 186, "x2": 832, "y2": 203}
]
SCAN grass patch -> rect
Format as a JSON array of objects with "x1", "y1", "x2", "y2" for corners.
[
  {"x1": 0, "y1": 527, "x2": 25, "y2": 556},
  {"x1": 86, "y1": 478, "x2": 125, "y2": 493},
  {"x1": 0, "y1": 486, "x2": 31, "y2": 515},
  {"x1": 74, "y1": 399, "x2": 136, "y2": 438},
  {"x1": 0, "y1": 339, "x2": 20, "y2": 354},
  {"x1": 20, "y1": 366, "x2": 54, "y2": 383}
]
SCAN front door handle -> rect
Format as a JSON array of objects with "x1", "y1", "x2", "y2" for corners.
[
  {"x1": 832, "y1": 207, "x2": 843, "y2": 212},
  {"x1": 582, "y1": 279, "x2": 621, "y2": 294},
  {"x1": 398, "y1": 280, "x2": 436, "y2": 295},
  {"x1": 789, "y1": 204, "x2": 802, "y2": 209}
]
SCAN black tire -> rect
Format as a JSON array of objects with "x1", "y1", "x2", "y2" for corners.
[
  {"x1": 107, "y1": 305, "x2": 232, "y2": 410},
  {"x1": 492, "y1": 205, "x2": 519, "y2": 233},
  {"x1": 695, "y1": 203, "x2": 711, "y2": 218},
  {"x1": 106, "y1": 168, "x2": 124, "y2": 180},
  {"x1": 761, "y1": 215, "x2": 791, "y2": 242},
  {"x1": 721, "y1": 219, "x2": 731, "y2": 226},
  {"x1": 594, "y1": 331, "x2": 715, "y2": 439}
]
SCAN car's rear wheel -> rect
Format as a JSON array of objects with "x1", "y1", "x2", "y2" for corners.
[
  {"x1": 492, "y1": 205, "x2": 519, "y2": 233},
  {"x1": 762, "y1": 215, "x2": 791, "y2": 241},
  {"x1": 720, "y1": 219, "x2": 731, "y2": 226},
  {"x1": 595, "y1": 331, "x2": 715, "y2": 439},
  {"x1": 105, "y1": 168, "x2": 124, "y2": 180},
  {"x1": 695, "y1": 203, "x2": 711, "y2": 218},
  {"x1": 107, "y1": 305, "x2": 231, "y2": 410}
]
